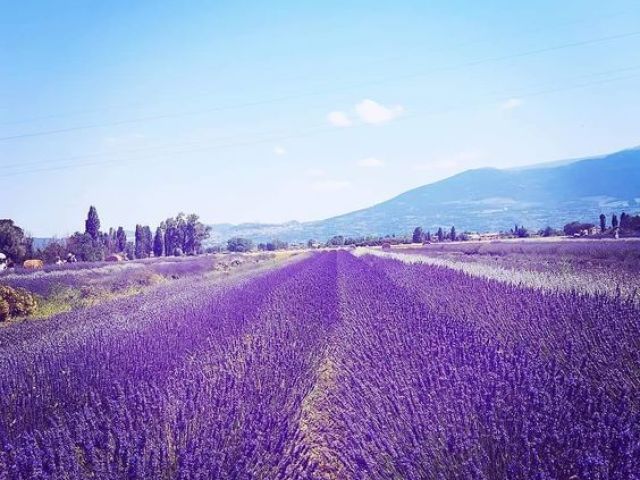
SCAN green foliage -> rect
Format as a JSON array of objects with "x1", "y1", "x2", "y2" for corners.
[
  {"x1": 266, "y1": 239, "x2": 287, "y2": 251},
  {"x1": 153, "y1": 227, "x2": 164, "y2": 257},
  {"x1": 0, "y1": 219, "x2": 32, "y2": 265},
  {"x1": 412, "y1": 227, "x2": 423, "y2": 243},
  {"x1": 67, "y1": 233, "x2": 104, "y2": 262},
  {"x1": 162, "y1": 213, "x2": 211, "y2": 256},
  {"x1": 85, "y1": 206, "x2": 101, "y2": 240},
  {"x1": 540, "y1": 226, "x2": 561, "y2": 237},
  {"x1": 513, "y1": 225, "x2": 529, "y2": 238},
  {"x1": 124, "y1": 241, "x2": 136, "y2": 260},
  {"x1": 41, "y1": 240, "x2": 67, "y2": 264},
  {"x1": 116, "y1": 227, "x2": 127, "y2": 252},
  {"x1": 328, "y1": 235, "x2": 345, "y2": 246},
  {"x1": 563, "y1": 221, "x2": 595, "y2": 236},
  {"x1": 619, "y1": 211, "x2": 640, "y2": 231},
  {"x1": 227, "y1": 237, "x2": 254, "y2": 252},
  {"x1": 0, "y1": 285, "x2": 37, "y2": 321},
  {"x1": 134, "y1": 224, "x2": 150, "y2": 259}
]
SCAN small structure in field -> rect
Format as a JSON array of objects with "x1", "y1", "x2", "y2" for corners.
[
  {"x1": 106, "y1": 253, "x2": 126, "y2": 262},
  {"x1": 479, "y1": 232, "x2": 500, "y2": 241},
  {"x1": 23, "y1": 259, "x2": 44, "y2": 269},
  {"x1": 381, "y1": 242, "x2": 392, "y2": 250}
]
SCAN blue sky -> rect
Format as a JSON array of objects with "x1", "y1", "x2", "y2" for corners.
[{"x1": 2, "y1": 0, "x2": 640, "y2": 236}]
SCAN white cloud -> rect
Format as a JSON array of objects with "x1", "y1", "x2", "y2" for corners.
[
  {"x1": 312, "y1": 179, "x2": 351, "y2": 192},
  {"x1": 273, "y1": 146, "x2": 286, "y2": 156},
  {"x1": 327, "y1": 111, "x2": 352, "y2": 127},
  {"x1": 355, "y1": 99, "x2": 404, "y2": 124},
  {"x1": 357, "y1": 157, "x2": 385, "y2": 168},
  {"x1": 501, "y1": 98, "x2": 523, "y2": 110}
]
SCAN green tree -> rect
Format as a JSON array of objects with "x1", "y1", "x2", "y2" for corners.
[
  {"x1": 85, "y1": 206, "x2": 101, "y2": 240},
  {"x1": 436, "y1": 227, "x2": 444, "y2": 242},
  {"x1": 412, "y1": 227, "x2": 423, "y2": 244},
  {"x1": 563, "y1": 221, "x2": 594, "y2": 236},
  {"x1": 153, "y1": 227, "x2": 164, "y2": 257},
  {"x1": 134, "y1": 225, "x2": 145, "y2": 259},
  {"x1": 0, "y1": 219, "x2": 31, "y2": 265},
  {"x1": 266, "y1": 239, "x2": 287, "y2": 251},
  {"x1": 515, "y1": 226, "x2": 529, "y2": 238},
  {"x1": 328, "y1": 235, "x2": 345, "y2": 246},
  {"x1": 67, "y1": 232, "x2": 104, "y2": 262},
  {"x1": 612, "y1": 214, "x2": 618, "y2": 229},
  {"x1": 183, "y1": 214, "x2": 211, "y2": 255},
  {"x1": 227, "y1": 237, "x2": 253, "y2": 252},
  {"x1": 142, "y1": 226, "x2": 153, "y2": 257},
  {"x1": 124, "y1": 241, "x2": 136, "y2": 260},
  {"x1": 450, "y1": 226, "x2": 456, "y2": 241},
  {"x1": 599, "y1": 213, "x2": 606, "y2": 232},
  {"x1": 116, "y1": 227, "x2": 127, "y2": 252},
  {"x1": 164, "y1": 218, "x2": 180, "y2": 256},
  {"x1": 620, "y1": 212, "x2": 629, "y2": 229},
  {"x1": 41, "y1": 240, "x2": 67, "y2": 264}
]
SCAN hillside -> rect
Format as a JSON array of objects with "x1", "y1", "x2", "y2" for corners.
[{"x1": 210, "y1": 147, "x2": 640, "y2": 243}]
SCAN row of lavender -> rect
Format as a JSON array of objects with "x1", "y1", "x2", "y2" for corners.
[
  {"x1": 0, "y1": 252, "x2": 338, "y2": 479},
  {"x1": 1, "y1": 251, "x2": 638, "y2": 478},
  {"x1": 400, "y1": 239, "x2": 640, "y2": 275},
  {"x1": 328, "y1": 253, "x2": 639, "y2": 478},
  {"x1": 0, "y1": 254, "x2": 255, "y2": 298}
]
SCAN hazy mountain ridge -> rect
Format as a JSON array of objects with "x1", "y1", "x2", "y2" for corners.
[{"x1": 208, "y1": 147, "x2": 640, "y2": 244}]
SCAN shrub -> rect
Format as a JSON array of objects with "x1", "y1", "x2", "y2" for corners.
[
  {"x1": 0, "y1": 299, "x2": 9, "y2": 321},
  {"x1": 0, "y1": 285, "x2": 37, "y2": 321}
]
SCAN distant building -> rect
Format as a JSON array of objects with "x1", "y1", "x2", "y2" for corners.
[{"x1": 479, "y1": 232, "x2": 500, "y2": 240}]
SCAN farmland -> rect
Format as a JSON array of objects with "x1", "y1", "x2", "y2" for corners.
[{"x1": 1, "y1": 246, "x2": 639, "y2": 479}]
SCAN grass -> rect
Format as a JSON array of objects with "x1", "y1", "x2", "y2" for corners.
[{"x1": 25, "y1": 272, "x2": 168, "y2": 321}]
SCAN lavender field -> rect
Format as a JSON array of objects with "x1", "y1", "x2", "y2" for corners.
[{"x1": 1, "y1": 249, "x2": 639, "y2": 479}]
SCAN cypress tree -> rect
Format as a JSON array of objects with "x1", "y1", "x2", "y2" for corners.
[
  {"x1": 134, "y1": 225, "x2": 143, "y2": 259},
  {"x1": 153, "y1": 227, "x2": 164, "y2": 257},
  {"x1": 116, "y1": 227, "x2": 127, "y2": 252},
  {"x1": 85, "y1": 206, "x2": 101, "y2": 240},
  {"x1": 143, "y1": 226, "x2": 153, "y2": 257},
  {"x1": 412, "y1": 227, "x2": 423, "y2": 244}
]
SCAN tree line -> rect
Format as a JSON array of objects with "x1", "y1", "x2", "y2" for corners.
[
  {"x1": 564, "y1": 211, "x2": 640, "y2": 237},
  {"x1": 3, "y1": 208, "x2": 640, "y2": 267},
  {"x1": 0, "y1": 207, "x2": 211, "y2": 266}
]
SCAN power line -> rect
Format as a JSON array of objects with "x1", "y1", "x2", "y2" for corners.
[
  {"x1": 5, "y1": 62, "x2": 640, "y2": 172},
  {"x1": 1, "y1": 8, "x2": 631, "y2": 127},
  {"x1": 2, "y1": 29, "x2": 639, "y2": 142},
  {"x1": 3, "y1": 68, "x2": 639, "y2": 178}
]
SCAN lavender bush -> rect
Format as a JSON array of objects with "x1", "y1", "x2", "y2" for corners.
[{"x1": 0, "y1": 251, "x2": 637, "y2": 478}]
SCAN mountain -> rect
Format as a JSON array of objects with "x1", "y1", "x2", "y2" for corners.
[{"x1": 209, "y1": 147, "x2": 640, "y2": 243}]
